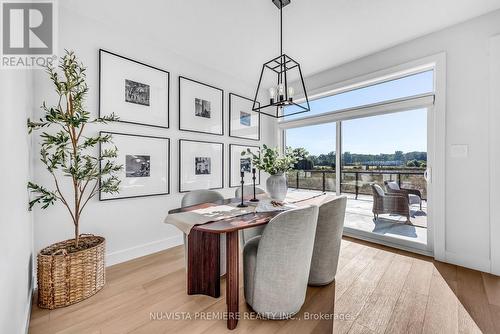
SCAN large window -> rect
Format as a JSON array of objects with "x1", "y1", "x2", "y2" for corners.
[
  {"x1": 283, "y1": 68, "x2": 434, "y2": 247},
  {"x1": 283, "y1": 70, "x2": 433, "y2": 120}
]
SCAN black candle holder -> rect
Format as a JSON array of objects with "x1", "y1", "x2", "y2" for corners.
[
  {"x1": 250, "y1": 168, "x2": 259, "y2": 202},
  {"x1": 237, "y1": 171, "x2": 248, "y2": 208}
]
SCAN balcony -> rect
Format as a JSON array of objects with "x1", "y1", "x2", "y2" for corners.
[{"x1": 287, "y1": 169, "x2": 427, "y2": 247}]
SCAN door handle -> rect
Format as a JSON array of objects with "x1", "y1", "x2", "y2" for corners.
[{"x1": 424, "y1": 167, "x2": 431, "y2": 183}]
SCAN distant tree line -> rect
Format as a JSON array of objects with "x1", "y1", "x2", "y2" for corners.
[{"x1": 292, "y1": 148, "x2": 427, "y2": 170}]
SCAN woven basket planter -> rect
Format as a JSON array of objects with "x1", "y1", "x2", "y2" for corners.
[{"x1": 37, "y1": 235, "x2": 105, "y2": 309}]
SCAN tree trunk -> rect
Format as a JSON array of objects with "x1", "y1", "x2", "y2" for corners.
[{"x1": 75, "y1": 220, "x2": 79, "y2": 248}]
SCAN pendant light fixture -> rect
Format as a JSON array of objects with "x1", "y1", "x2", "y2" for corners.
[{"x1": 252, "y1": 0, "x2": 310, "y2": 118}]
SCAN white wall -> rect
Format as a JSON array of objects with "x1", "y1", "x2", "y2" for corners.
[
  {"x1": 32, "y1": 7, "x2": 276, "y2": 267},
  {"x1": 0, "y1": 71, "x2": 34, "y2": 333},
  {"x1": 489, "y1": 34, "x2": 500, "y2": 275},
  {"x1": 302, "y1": 10, "x2": 500, "y2": 273}
]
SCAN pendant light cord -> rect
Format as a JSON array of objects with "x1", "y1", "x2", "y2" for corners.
[
  {"x1": 280, "y1": 1, "x2": 283, "y2": 56},
  {"x1": 279, "y1": 0, "x2": 283, "y2": 84}
]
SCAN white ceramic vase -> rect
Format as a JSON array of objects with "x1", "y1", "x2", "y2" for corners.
[{"x1": 266, "y1": 173, "x2": 288, "y2": 201}]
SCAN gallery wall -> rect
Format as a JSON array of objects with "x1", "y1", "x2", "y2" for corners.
[
  {"x1": 31, "y1": 6, "x2": 277, "y2": 267},
  {"x1": 301, "y1": 9, "x2": 500, "y2": 274}
]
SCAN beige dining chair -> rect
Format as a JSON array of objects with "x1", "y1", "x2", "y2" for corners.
[
  {"x1": 243, "y1": 205, "x2": 319, "y2": 319},
  {"x1": 308, "y1": 196, "x2": 347, "y2": 286},
  {"x1": 234, "y1": 186, "x2": 267, "y2": 246},
  {"x1": 234, "y1": 185, "x2": 266, "y2": 199},
  {"x1": 181, "y1": 189, "x2": 226, "y2": 275}
]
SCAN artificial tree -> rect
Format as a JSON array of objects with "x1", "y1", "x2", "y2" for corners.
[
  {"x1": 243, "y1": 144, "x2": 305, "y2": 175},
  {"x1": 28, "y1": 50, "x2": 122, "y2": 249}
]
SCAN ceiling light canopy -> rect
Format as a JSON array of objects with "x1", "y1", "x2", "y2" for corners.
[{"x1": 252, "y1": 0, "x2": 310, "y2": 118}]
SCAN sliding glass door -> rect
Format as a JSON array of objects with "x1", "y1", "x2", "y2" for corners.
[{"x1": 340, "y1": 109, "x2": 428, "y2": 248}]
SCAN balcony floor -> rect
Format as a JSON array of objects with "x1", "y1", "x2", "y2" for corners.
[
  {"x1": 343, "y1": 193, "x2": 427, "y2": 246},
  {"x1": 290, "y1": 189, "x2": 428, "y2": 246}
]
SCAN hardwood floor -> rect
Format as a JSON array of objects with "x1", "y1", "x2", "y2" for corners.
[{"x1": 29, "y1": 237, "x2": 500, "y2": 334}]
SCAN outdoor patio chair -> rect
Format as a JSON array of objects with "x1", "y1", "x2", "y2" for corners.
[
  {"x1": 371, "y1": 184, "x2": 411, "y2": 223},
  {"x1": 384, "y1": 181, "x2": 422, "y2": 210}
]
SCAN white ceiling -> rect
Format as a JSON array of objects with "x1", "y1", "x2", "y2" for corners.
[{"x1": 62, "y1": 0, "x2": 500, "y2": 85}]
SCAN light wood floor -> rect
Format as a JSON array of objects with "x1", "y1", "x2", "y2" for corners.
[{"x1": 29, "y1": 237, "x2": 500, "y2": 334}]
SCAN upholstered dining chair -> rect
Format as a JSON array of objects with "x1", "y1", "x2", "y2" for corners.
[
  {"x1": 235, "y1": 185, "x2": 266, "y2": 199},
  {"x1": 234, "y1": 186, "x2": 267, "y2": 246},
  {"x1": 243, "y1": 205, "x2": 319, "y2": 319},
  {"x1": 308, "y1": 196, "x2": 347, "y2": 286},
  {"x1": 181, "y1": 190, "x2": 226, "y2": 275},
  {"x1": 384, "y1": 181, "x2": 423, "y2": 210}
]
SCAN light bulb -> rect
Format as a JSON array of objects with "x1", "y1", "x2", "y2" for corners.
[
  {"x1": 287, "y1": 86, "x2": 294, "y2": 101},
  {"x1": 277, "y1": 83, "x2": 285, "y2": 101},
  {"x1": 269, "y1": 87, "x2": 276, "y2": 98},
  {"x1": 269, "y1": 87, "x2": 276, "y2": 104}
]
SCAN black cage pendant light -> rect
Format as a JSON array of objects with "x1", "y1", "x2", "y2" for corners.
[{"x1": 252, "y1": 0, "x2": 310, "y2": 118}]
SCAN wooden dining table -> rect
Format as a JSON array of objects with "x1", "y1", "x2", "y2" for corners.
[{"x1": 167, "y1": 193, "x2": 330, "y2": 330}]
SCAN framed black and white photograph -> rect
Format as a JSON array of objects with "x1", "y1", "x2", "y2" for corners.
[
  {"x1": 99, "y1": 49, "x2": 170, "y2": 128},
  {"x1": 229, "y1": 144, "x2": 260, "y2": 187},
  {"x1": 195, "y1": 157, "x2": 211, "y2": 175},
  {"x1": 125, "y1": 80, "x2": 150, "y2": 106},
  {"x1": 229, "y1": 93, "x2": 260, "y2": 141},
  {"x1": 179, "y1": 139, "x2": 224, "y2": 192},
  {"x1": 179, "y1": 76, "x2": 223, "y2": 135},
  {"x1": 99, "y1": 132, "x2": 170, "y2": 200},
  {"x1": 125, "y1": 154, "x2": 151, "y2": 177}
]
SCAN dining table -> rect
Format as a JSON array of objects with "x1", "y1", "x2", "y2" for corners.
[{"x1": 165, "y1": 190, "x2": 331, "y2": 330}]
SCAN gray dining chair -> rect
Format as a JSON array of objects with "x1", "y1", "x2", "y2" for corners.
[
  {"x1": 243, "y1": 205, "x2": 319, "y2": 319},
  {"x1": 308, "y1": 196, "x2": 347, "y2": 286},
  {"x1": 234, "y1": 185, "x2": 266, "y2": 199},
  {"x1": 181, "y1": 190, "x2": 226, "y2": 275},
  {"x1": 234, "y1": 186, "x2": 267, "y2": 246}
]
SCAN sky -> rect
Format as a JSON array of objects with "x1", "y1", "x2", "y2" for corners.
[{"x1": 284, "y1": 71, "x2": 432, "y2": 156}]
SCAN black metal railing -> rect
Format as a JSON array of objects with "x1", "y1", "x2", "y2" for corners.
[{"x1": 287, "y1": 169, "x2": 426, "y2": 199}]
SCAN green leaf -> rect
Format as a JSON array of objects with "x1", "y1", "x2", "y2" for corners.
[{"x1": 27, "y1": 182, "x2": 58, "y2": 210}]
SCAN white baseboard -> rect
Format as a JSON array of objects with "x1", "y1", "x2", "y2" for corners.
[
  {"x1": 444, "y1": 251, "x2": 491, "y2": 273},
  {"x1": 106, "y1": 235, "x2": 184, "y2": 267}
]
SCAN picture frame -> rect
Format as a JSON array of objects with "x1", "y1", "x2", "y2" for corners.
[
  {"x1": 229, "y1": 93, "x2": 260, "y2": 141},
  {"x1": 179, "y1": 139, "x2": 224, "y2": 192},
  {"x1": 229, "y1": 144, "x2": 260, "y2": 188},
  {"x1": 99, "y1": 49, "x2": 170, "y2": 129},
  {"x1": 178, "y1": 76, "x2": 224, "y2": 135},
  {"x1": 99, "y1": 132, "x2": 170, "y2": 200}
]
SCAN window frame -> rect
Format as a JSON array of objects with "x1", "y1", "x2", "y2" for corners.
[{"x1": 280, "y1": 65, "x2": 435, "y2": 125}]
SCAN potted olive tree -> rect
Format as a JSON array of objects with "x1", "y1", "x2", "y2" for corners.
[
  {"x1": 28, "y1": 51, "x2": 121, "y2": 309},
  {"x1": 244, "y1": 145, "x2": 305, "y2": 201}
]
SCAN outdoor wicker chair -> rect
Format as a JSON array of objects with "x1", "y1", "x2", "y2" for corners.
[
  {"x1": 384, "y1": 181, "x2": 423, "y2": 210},
  {"x1": 371, "y1": 184, "x2": 411, "y2": 223}
]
